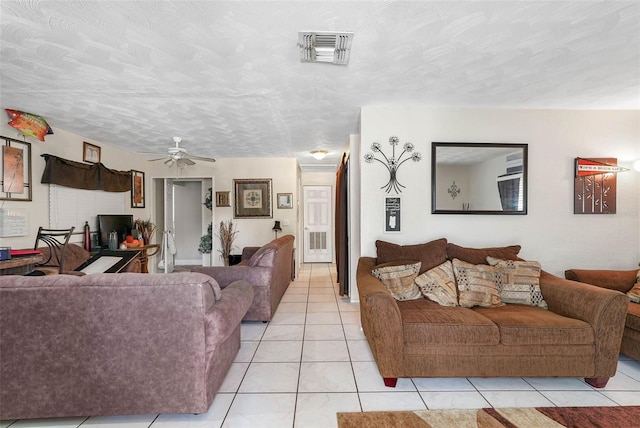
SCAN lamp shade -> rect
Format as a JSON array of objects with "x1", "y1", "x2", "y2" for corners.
[
  {"x1": 311, "y1": 150, "x2": 328, "y2": 160},
  {"x1": 272, "y1": 221, "x2": 282, "y2": 231}
]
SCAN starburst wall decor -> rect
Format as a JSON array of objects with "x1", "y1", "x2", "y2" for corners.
[{"x1": 364, "y1": 136, "x2": 422, "y2": 193}]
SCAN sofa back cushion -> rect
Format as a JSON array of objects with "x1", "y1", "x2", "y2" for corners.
[
  {"x1": 376, "y1": 238, "x2": 447, "y2": 275},
  {"x1": 446, "y1": 243, "x2": 521, "y2": 265}
]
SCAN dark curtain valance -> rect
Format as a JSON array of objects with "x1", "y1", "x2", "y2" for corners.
[{"x1": 41, "y1": 154, "x2": 131, "y2": 192}]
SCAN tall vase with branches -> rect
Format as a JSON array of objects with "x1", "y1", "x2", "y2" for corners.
[{"x1": 216, "y1": 220, "x2": 239, "y2": 266}]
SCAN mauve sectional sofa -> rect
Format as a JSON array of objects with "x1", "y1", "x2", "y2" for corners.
[{"x1": 0, "y1": 272, "x2": 253, "y2": 419}]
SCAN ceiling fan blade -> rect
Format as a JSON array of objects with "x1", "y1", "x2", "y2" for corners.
[
  {"x1": 185, "y1": 155, "x2": 216, "y2": 162},
  {"x1": 148, "y1": 158, "x2": 168, "y2": 162},
  {"x1": 181, "y1": 158, "x2": 196, "y2": 166}
]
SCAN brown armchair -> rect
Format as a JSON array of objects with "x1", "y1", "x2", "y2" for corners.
[{"x1": 565, "y1": 268, "x2": 640, "y2": 361}]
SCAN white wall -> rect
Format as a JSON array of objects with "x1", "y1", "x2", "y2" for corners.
[{"x1": 359, "y1": 107, "x2": 640, "y2": 276}]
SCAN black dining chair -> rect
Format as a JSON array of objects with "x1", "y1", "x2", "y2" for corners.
[{"x1": 32, "y1": 226, "x2": 75, "y2": 274}]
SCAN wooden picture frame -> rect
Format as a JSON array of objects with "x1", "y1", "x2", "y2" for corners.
[
  {"x1": 131, "y1": 170, "x2": 145, "y2": 208},
  {"x1": 233, "y1": 179, "x2": 272, "y2": 218},
  {"x1": 277, "y1": 193, "x2": 293, "y2": 209},
  {"x1": 83, "y1": 141, "x2": 101, "y2": 163},
  {"x1": 216, "y1": 191, "x2": 230, "y2": 207},
  {"x1": 1, "y1": 136, "x2": 32, "y2": 201}
]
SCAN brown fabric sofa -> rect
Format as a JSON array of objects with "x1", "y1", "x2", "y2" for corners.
[
  {"x1": 192, "y1": 235, "x2": 294, "y2": 321},
  {"x1": 0, "y1": 272, "x2": 253, "y2": 419},
  {"x1": 357, "y1": 239, "x2": 628, "y2": 389},
  {"x1": 565, "y1": 268, "x2": 639, "y2": 361}
]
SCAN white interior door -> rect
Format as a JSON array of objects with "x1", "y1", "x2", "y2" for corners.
[{"x1": 303, "y1": 185, "x2": 332, "y2": 263}]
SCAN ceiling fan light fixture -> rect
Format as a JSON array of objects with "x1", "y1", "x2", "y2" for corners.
[
  {"x1": 298, "y1": 31, "x2": 353, "y2": 65},
  {"x1": 311, "y1": 150, "x2": 328, "y2": 160}
]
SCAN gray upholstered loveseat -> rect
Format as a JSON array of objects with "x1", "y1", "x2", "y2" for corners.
[
  {"x1": 193, "y1": 235, "x2": 294, "y2": 321},
  {"x1": 0, "y1": 272, "x2": 253, "y2": 419}
]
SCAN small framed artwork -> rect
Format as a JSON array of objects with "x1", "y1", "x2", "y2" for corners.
[
  {"x1": 131, "y1": 170, "x2": 145, "y2": 208},
  {"x1": 216, "y1": 191, "x2": 230, "y2": 207},
  {"x1": 83, "y1": 141, "x2": 101, "y2": 163},
  {"x1": 277, "y1": 193, "x2": 293, "y2": 209},
  {"x1": 233, "y1": 178, "x2": 272, "y2": 218},
  {"x1": 384, "y1": 196, "x2": 401, "y2": 232},
  {"x1": 1, "y1": 136, "x2": 32, "y2": 201}
]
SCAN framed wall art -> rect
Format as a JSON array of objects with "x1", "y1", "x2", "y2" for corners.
[
  {"x1": 384, "y1": 196, "x2": 401, "y2": 232},
  {"x1": 131, "y1": 170, "x2": 145, "y2": 208},
  {"x1": 83, "y1": 141, "x2": 101, "y2": 163},
  {"x1": 277, "y1": 193, "x2": 293, "y2": 209},
  {"x1": 216, "y1": 191, "x2": 230, "y2": 207},
  {"x1": 1, "y1": 136, "x2": 32, "y2": 201},
  {"x1": 233, "y1": 178, "x2": 272, "y2": 218}
]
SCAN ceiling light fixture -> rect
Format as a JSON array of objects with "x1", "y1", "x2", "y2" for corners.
[
  {"x1": 298, "y1": 31, "x2": 353, "y2": 65},
  {"x1": 311, "y1": 150, "x2": 328, "y2": 160}
]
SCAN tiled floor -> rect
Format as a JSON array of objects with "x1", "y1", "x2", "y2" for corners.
[{"x1": 3, "y1": 263, "x2": 640, "y2": 428}]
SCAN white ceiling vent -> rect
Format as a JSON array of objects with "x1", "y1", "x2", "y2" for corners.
[{"x1": 298, "y1": 31, "x2": 353, "y2": 65}]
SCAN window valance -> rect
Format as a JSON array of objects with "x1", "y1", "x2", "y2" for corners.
[{"x1": 41, "y1": 154, "x2": 131, "y2": 192}]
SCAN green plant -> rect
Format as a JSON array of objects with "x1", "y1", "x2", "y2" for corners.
[{"x1": 198, "y1": 223, "x2": 213, "y2": 254}]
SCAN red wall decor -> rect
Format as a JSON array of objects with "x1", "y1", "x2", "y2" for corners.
[{"x1": 574, "y1": 157, "x2": 627, "y2": 214}]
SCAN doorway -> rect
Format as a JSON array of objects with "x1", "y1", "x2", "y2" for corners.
[{"x1": 303, "y1": 185, "x2": 332, "y2": 263}]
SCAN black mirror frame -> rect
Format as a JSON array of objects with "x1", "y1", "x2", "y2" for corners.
[{"x1": 431, "y1": 142, "x2": 528, "y2": 215}]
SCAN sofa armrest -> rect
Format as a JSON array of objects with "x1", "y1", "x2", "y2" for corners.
[
  {"x1": 540, "y1": 270, "x2": 628, "y2": 375},
  {"x1": 564, "y1": 269, "x2": 637, "y2": 294},
  {"x1": 242, "y1": 247, "x2": 260, "y2": 261},
  {"x1": 356, "y1": 257, "x2": 404, "y2": 377},
  {"x1": 192, "y1": 265, "x2": 272, "y2": 288},
  {"x1": 204, "y1": 280, "x2": 254, "y2": 342}
]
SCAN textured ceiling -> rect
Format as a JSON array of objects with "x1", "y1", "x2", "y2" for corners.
[{"x1": 1, "y1": 1, "x2": 639, "y2": 170}]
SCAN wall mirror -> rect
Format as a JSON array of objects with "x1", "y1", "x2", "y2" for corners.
[{"x1": 431, "y1": 142, "x2": 528, "y2": 215}]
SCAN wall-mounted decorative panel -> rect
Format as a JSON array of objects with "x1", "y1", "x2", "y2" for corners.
[{"x1": 574, "y1": 158, "x2": 618, "y2": 214}]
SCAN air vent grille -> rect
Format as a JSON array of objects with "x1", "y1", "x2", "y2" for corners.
[{"x1": 298, "y1": 31, "x2": 353, "y2": 65}]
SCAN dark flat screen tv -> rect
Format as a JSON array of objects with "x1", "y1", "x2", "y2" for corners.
[{"x1": 97, "y1": 214, "x2": 134, "y2": 248}]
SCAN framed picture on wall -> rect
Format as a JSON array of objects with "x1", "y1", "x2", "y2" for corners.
[
  {"x1": 384, "y1": 196, "x2": 401, "y2": 232},
  {"x1": 216, "y1": 191, "x2": 230, "y2": 207},
  {"x1": 233, "y1": 179, "x2": 272, "y2": 218},
  {"x1": 1, "y1": 136, "x2": 32, "y2": 201},
  {"x1": 131, "y1": 170, "x2": 145, "y2": 208},
  {"x1": 83, "y1": 141, "x2": 101, "y2": 163},
  {"x1": 277, "y1": 193, "x2": 293, "y2": 209}
]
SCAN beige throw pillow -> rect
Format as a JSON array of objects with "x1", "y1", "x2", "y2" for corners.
[
  {"x1": 452, "y1": 258, "x2": 502, "y2": 308},
  {"x1": 415, "y1": 260, "x2": 458, "y2": 306},
  {"x1": 371, "y1": 261, "x2": 422, "y2": 301},
  {"x1": 628, "y1": 270, "x2": 640, "y2": 303},
  {"x1": 487, "y1": 256, "x2": 548, "y2": 309}
]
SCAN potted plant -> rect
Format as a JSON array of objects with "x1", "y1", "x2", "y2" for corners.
[{"x1": 216, "y1": 220, "x2": 238, "y2": 266}]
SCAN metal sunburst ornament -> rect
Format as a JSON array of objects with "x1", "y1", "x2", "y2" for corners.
[{"x1": 363, "y1": 136, "x2": 422, "y2": 193}]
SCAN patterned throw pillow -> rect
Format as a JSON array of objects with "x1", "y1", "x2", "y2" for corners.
[
  {"x1": 371, "y1": 261, "x2": 422, "y2": 301},
  {"x1": 486, "y1": 256, "x2": 547, "y2": 309},
  {"x1": 452, "y1": 258, "x2": 503, "y2": 308},
  {"x1": 628, "y1": 270, "x2": 640, "y2": 303},
  {"x1": 415, "y1": 260, "x2": 458, "y2": 306}
]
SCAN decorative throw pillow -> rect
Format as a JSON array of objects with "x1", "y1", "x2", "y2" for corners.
[
  {"x1": 414, "y1": 260, "x2": 458, "y2": 306},
  {"x1": 452, "y1": 258, "x2": 502, "y2": 308},
  {"x1": 487, "y1": 256, "x2": 547, "y2": 308},
  {"x1": 628, "y1": 270, "x2": 640, "y2": 303},
  {"x1": 376, "y1": 238, "x2": 447, "y2": 274},
  {"x1": 371, "y1": 261, "x2": 422, "y2": 301},
  {"x1": 446, "y1": 243, "x2": 521, "y2": 265}
]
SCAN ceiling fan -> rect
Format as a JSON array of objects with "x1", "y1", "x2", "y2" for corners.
[{"x1": 142, "y1": 137, "x2": 216, "y2": 167}]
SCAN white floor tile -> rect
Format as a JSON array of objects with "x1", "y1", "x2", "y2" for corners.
[
  {"x1": 253, "y1": 340, "x2": 302, "y2": 363},
  {"x1": 599, "y1": 372, "x2": 640, "y2": 391},
  {"x1": 234, "y1": 341, "x2": 259, "y2": 363},
  {"x1": 280, "y1": 294, "x2": 308, "y2": 303},
  {"x1": 304, "y1": 324, "x2": 345, "y2": 341},
  {"x1": 523, "y1": 377, "x2": 593, "y2": 391},
  {"x1": 337, "y1": 300, "x2": 360, "y2": 312},
  {"x1": 238, "y1": 362, "x2": 300, "y2": 393},
  {"x1": 276, "y1": 302, "x2": 307, "y2": 313},
  {"x1": 294, "y1": 393, "x2": 361, "y2": 428},
  {"x1": 302, "y1": 340, "x2": 350, "y2": 362},
  {"x1": 269, "y1": 312, "x2": 306, "y2": 325},
  {"x1": 343, "y1": 324, "x2": 366, "y2": 340},
  {"x1": 480, "y1": 391, "x2": 555, "y2": 408},
  {"x1": 346, "y1": 340, "x2": 374, "y2": 361},
  {"x1": 420, "y1": 391, "x2": 491, "y2": 409},
  {"x1": 263, "y1": 324, "x2": 305, "y2": 341},
  {"x1": 468, "y1": 377, "x2": 535, "y2": 391},
  {"x1": 219, "y1": 362, "x2": 249, "y2": 393},
  {"x1": 151, "y1": 393, "x2": 234, "y2": 428},
  {"x1": 599, "y1": 390, "x2": 640, "y2": 405},
  {"x1": 617, "y1": 359, "x2": 640, "y2": 381},
  {"x1": 308, "y1": 288, "x2": 335, "y2": 295},
  {"x1": 298, "y1": 362, "x2": 357, "y2": 393},
  {"x1": 542, "y1": 390, "x2": 619, "y2": 407},
  {"x1": 352, "y1": 361, "x2": 416, "y2": 392},
  {"x1": 412, "y1": 377, "x2": 477, "y2": 392},
  {"x1": 80, "y1": 414, "x2": 157, "y2": 428},
  {"x1": 359, "y1": 392, "x2": 427, "y2": 411},
  {"x1": 284, "y1": 287, "x2": 309, "y2": 294},
  {"x1": 339, "y1": 311, "x2": 361, "y2": 325},
  {"x1": 307, "y1": 302, "x2": 338, "y2": 313},
  {"x1": 7, "y1": 418, "x2": 87, "y2": 428},
  {"x1": 240, "y1": 322, "x2": 267, "y2": 341},
  {"x1": 223, "y1": 393, "x2": 296, "y2": 428},
  {"x1": 307, "y1": 294, "x2": 336, "y2": 303},
  {"x1": 305, "y1": 312, "x2": 342, "y2": 325}
]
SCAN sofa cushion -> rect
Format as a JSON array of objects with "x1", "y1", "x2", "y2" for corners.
[
  {"x1": 627, "y1": 271, "x2": 640, "y2": 303},
  {"x1": 446, "y1": 243, "x2": 521, "y2": 265},
  {"x1": 487, "y1": 257, "x2": 547, "y2": 309},
  {"x1": 414, "y1": 260, "x2": 458, "y2": 307},
  {"x1": 248, "y1": 246, "x2": 276, "y2": 267},
  {"x1": 452, "y1": 259, "x2": 503, "y2": 308},
  {"x1": 474, "y1": 305, "x2": 594, "y2": 346},
  {"x1": 376, "y1": 238, "x2": 447, "y2": 274},
  {"x1": 627, "y1": 302, "x2": 640, "y2": 331},
  {"x1": 398, "y1": 299, "x2": 499, "y2": 345},
  {"x1": 371, "y1": 261, "x2": 422, "y2": 301}
]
